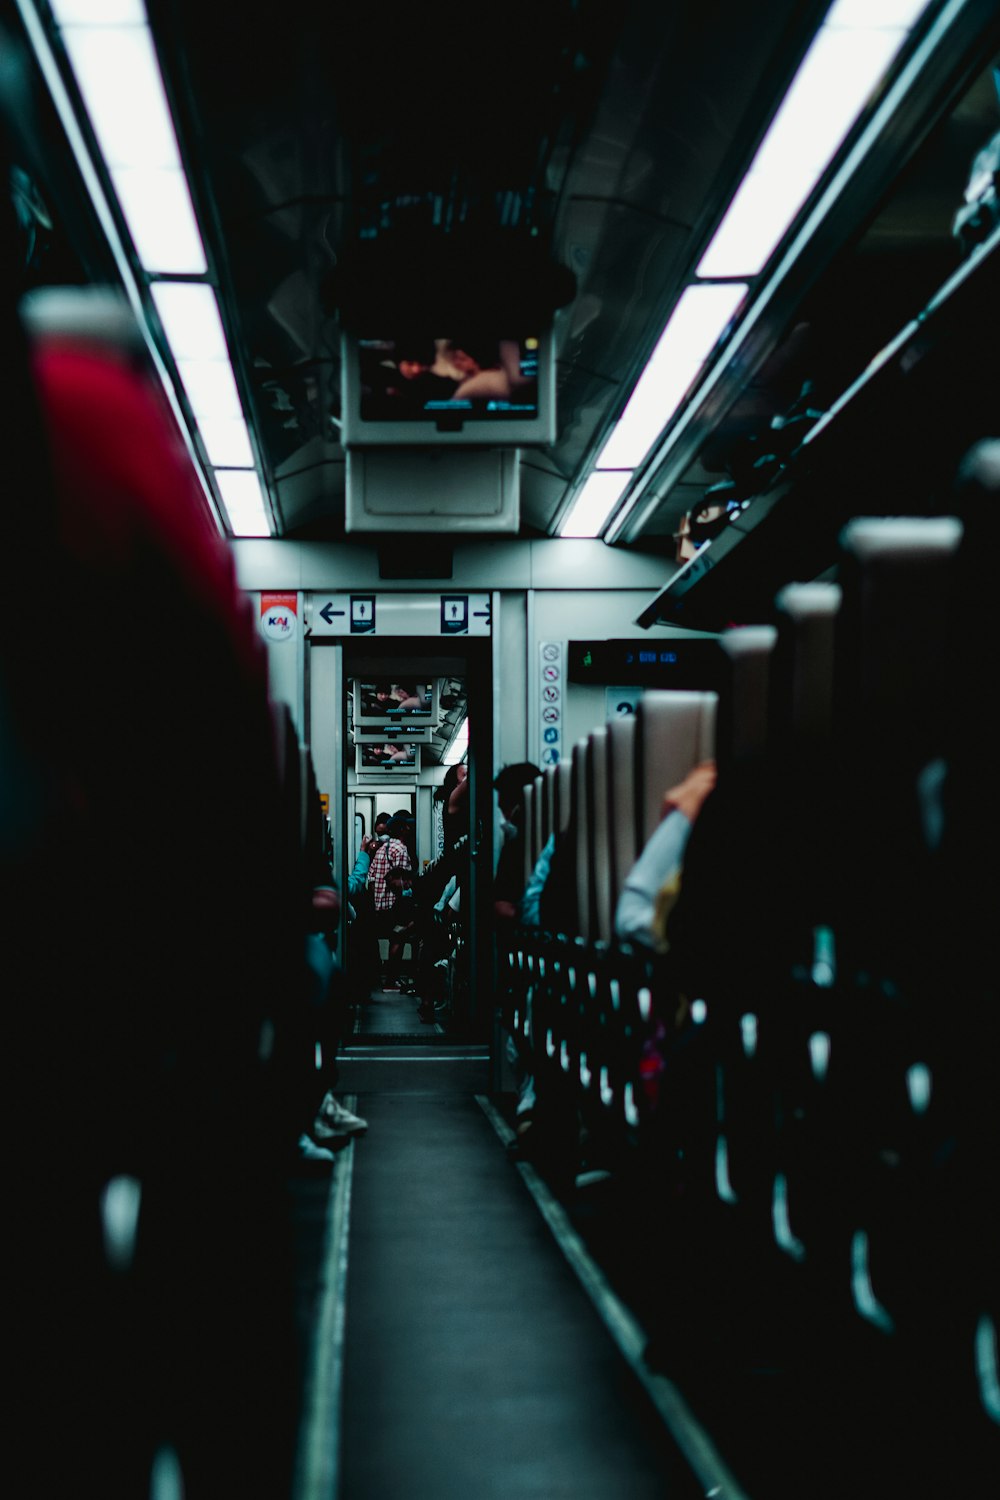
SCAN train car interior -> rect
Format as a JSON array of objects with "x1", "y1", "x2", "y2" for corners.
[{"x1": 2, "y1": 1, "x2": 998, "y2": 1496}]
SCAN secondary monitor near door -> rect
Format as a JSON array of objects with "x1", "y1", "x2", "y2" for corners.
[
  {"x1": 354, "y1": 680, "x2": 439, "y2": 727},
  {"x1": 355, "y1": 744, "x2": 421, "y2": 773},
  {"x1": 353, "y1": 724, "x2": 435, "y2": 745},
  {"x1": 341, "y1": 333, "x2": 555, "y2": 447}
]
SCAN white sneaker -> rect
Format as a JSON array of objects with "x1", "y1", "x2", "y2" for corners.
[
  {"x1": 314, "y1": 1093, "x2": 368, "y2": 1139},
  {"x1": 297, "y1": 1133, "x2": 336, "y2": 1163}
]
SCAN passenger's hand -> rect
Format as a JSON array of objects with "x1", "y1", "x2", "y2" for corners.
[
  {"x1": 311, "y1": 887, "x2": 340, "y2": 920},
  {"x1": 662, "y1": 760, "x2": 717, "y2": 823},
  {"x1": 361, "y1": 834, "x2": 378, "y2": 853}
]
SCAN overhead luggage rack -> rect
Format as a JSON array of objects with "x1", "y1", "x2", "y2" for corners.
[{"x1": 637, "y1": 218, "x2": 1000, "y2": 633}]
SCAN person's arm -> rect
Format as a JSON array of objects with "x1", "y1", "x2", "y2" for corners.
[
  {"x1": 347, "y1": 842, "x2": 374, "y2": 897},
  {"x1": 434, "y1": 875, "x2": 459, "y2": 913},
  {"x1": 453, "y1": 342, "x2": 531, "y2": 401},
  {"x1": 451, "y1": 367, "x2": 512, "y2": 401},
  {"x1": 614, "y1": 809, "x2": 693, "y2": 947},
  {"x1": 520, "y1": 834, "x2": 555, "y2": 928},
  {"x1": 662, "y1": 760, "x2": 716, "y2": 821},
  {"x1": 447, "y1": 774, "x2": 469, "y2": 817}
]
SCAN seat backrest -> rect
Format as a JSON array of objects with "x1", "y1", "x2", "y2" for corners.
[
  {"x1": 607, "y1": 715, "x2": 638, "y2": 918},
  {"x1": 530, "y1": 773, "x2": 545, "y2": 868},
  {"x1": 836, "y1": 518, "x2": 962, "y2": 766},
  {"x1": 634, "y1": 691, "x2": 718, "y2": 850},
  {"x1": 718, "y1": 625, "x2": 778, "y2": 765},
  {"x1": 556, "y1": 758, "x2": 574, "y2": 835},
  {"x1": 770, "y1": 583, "x2": 842, "y2": 753},
  {"x1": 572, "y1": 737, "x2": 591, "y2": 941},
  {"x1": 587, "y1": 727, "x2": 612, "y2": 943},
  {"x1": 539, "y1": 768, "x2": 554, "y2": 852},
  {"x1": 522, "y1": 781, "x2": 537, "y2": 891}
]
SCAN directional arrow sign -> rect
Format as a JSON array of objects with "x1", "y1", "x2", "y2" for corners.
[{"x1": 319, "y1": 603, "x2": 346, "y2": 625}]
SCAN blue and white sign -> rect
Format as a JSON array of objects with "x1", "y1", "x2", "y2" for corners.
[
  {"x1": 309, "y1": 593, "x2": 491, "y2": 637},
  {"x1": 538, "y1": 641, "x2": 564, "y2": 766}
]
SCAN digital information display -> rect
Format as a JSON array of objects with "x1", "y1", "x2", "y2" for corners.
[{"x1": 566, "y1": 639, "x2": 724, "y2": 690}]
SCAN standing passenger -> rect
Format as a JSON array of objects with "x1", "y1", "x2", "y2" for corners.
[{"x1": 367, "y1": 819, "x2": 413, "y2": 990}]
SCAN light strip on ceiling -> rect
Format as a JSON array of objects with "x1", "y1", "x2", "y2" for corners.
[
  {"x1": 150, "y1": 280, "x2": 229, "y2": 362},
  {"x1": 49, "y1": 1, "x2": 145, "y2": 19},
  {"x1": 559, "y1": 283, "x2": 747, "y2": 537},
  {"x1": 215, "y1": 470, "x2": 271, "y2": 538},
  {"x1": 696, "y1": 0, "x2": 932, "y2": 279},
  {"x1": 195, "y1": 417, "x2": 255, "y2": 469},
  {"x1": 15, "y1": 0, "x2": 221, "y2": 529},
  {"x1": 41, "y1": 0, "x2": 273, "y2": 536},
  {"x1": 442, "y1": 718, "x2": 470, "y2": 766},
  {"x1": 151, "y1": 282, "x2": 260, "y2": 497},
  {"x1": 606, "y1": 0, "x2": 955, "y2": 545},
  {"x1": 564, "y1": 0, "x2": 935, "y2": 544},
  {"x1": 559, "y1": 471, "x2": 632, "y2": 540},
  {"x1": 595, "y1": 283, "x2": 749, "y2": 471},
  {"x1": 54, "y1": 7, "x2": 207, "y2": 275}
]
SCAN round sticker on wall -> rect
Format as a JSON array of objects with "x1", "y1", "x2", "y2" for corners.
[{"x1": 260, "y1": 592, "x2": 298, "y2": 641}]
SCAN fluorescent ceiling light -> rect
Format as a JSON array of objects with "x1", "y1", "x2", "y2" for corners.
[
  {"x1": 442, "y1": 718, "x2": 469, "y2": 766},
  {"x1": 50, "y1": 1, "x2": 146, "y2": 23},
  {"x1": 595, "y1": 283, "x2": 747, "y2": 471},
  {"x1": 215, "y1": 470, "x2": 271, "y2": 537},
  {"x1": 824, "y1": 0, "x2": 929, "y2": 27},
  {"x1": 559, "y1": 471, "x2": 632, "y2": 539},
  {"x1": 151, "y1": 285, "x2": 257, "y2": 469},
  {"x1": 110, "y1": 167, "x2": 207, "y2": 274},
  {"x1": 60, "y1": 26, "x2": 177, "y2": 167},
  {"x1": 174, "y1": 360, "x2": 244, "y2": 422},
  {"x1": 696, "y1": 0, "x2": 928, "y2": 278},
  {"x1": 197, "y1": 417, "x2": 255, "y2": 469},
  {"x1": 151, "y1": 281, "x2": 228, "y2": 361},
  {"x1": 58, "y1": 17, "x2": 206, "y2": 273}
]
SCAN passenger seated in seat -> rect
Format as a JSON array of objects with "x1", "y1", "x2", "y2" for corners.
[
  {"x1": 493, "y1": 761, "x2": 542, "y2": 924},
  {"x1": 344, "y1": 823, "x2": 386, "y2": 1003},
  {"x1": 615, "y1": 761, "x2": 717, "y2": 951},
  {"x1": 487, "y1": 762, "x2": 542, "y2": 1140},
  {"x1": 522, "y1": 823, "x2": 576, "y2": 937}
]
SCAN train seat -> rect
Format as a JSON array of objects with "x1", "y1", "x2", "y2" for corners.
[
  {"x1": 717, "y1": 624, "x2": 777, "y2": 766},
  {"x1": 633, "y1": 690, "x2": 718, "y2": 852},
  {"x1": 606, "y1": 715, "x2": 638, "y2": 920},
  {"x1": 521, "y1": 780, "x2": 537, "y2": 892},
  {"x1": 572, "y1": 736, "x2": 592, "y2": 943},
  {"x1": 668, "y1": 585, "x2": 838, "y2": 1234},
  {"x1": 587, "y1": 726, "x2": 612, "y2": 945}
]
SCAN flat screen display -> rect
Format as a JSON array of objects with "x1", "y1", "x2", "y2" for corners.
[
  {"x1": 353, "y1": 724, "x2": 434, "y2": 745},
  {"x1": 341, "y1": 333, "x2": 555, "y2": 447},
  {"x1": 354, "y1": 680, "x2": 438, "y2": 727},
  {"x1": 355, "y1": 744, "x2": 421, "y2": 773}
]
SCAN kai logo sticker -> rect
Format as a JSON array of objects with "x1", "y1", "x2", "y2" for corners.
[{"x1": 260, "y1": 592, "x2": 298, "y2": 642}]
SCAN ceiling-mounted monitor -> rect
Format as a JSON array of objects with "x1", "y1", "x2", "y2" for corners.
[
  {"x1": 355, "y1": 744, "x2": 421, "y2": 774},
  {"x1": 353, "y1": 679, "x2": 439, "y2": 728},
  {"x1": 353, "y1": 723, "x2": 435, "y2": 745},
  {"x1": 341, "y1": 333, "x2": 555, "y2": 447}
]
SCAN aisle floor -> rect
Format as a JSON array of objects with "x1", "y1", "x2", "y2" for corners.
[{"x1": 331, "y1": 1053, "x2": 702, "y2": 1499}]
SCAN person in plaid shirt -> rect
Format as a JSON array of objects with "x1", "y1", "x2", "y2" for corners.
[{"x1": 367, "y1": 819, "x2": 413, "y2": 988}]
